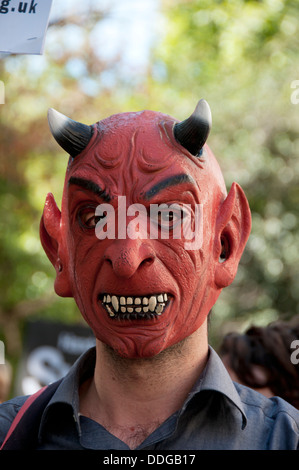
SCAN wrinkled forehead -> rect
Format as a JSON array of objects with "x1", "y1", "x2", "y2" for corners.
[
  {"x1": 64, "y1": 110, "x2": 227, "y2": 203},
  {"x1": 68, "y1": 110, "x2": 184, "y2": 173}
]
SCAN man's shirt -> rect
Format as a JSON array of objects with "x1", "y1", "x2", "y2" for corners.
[{"x1": 0, "y1": 346, "x2": 298, "y2": 450}]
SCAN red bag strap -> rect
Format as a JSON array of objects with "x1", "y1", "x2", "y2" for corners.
[
  {"x1": 1, "y1": 378, "x2": 62, "y2": 450},
  {"x1": 0, "y1": 386, "x2": 47, "y2": 450}
]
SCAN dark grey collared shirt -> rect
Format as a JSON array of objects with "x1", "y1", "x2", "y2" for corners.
[{"x1": 0, "y1": 347, "x2": 298, "y2": 450}]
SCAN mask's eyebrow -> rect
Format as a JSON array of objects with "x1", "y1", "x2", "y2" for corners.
[
  {"x1": 144, "y1": 173, "x2": 196, "y2": 200},
  {"x1": 68, "y1": 176, "x2": 111, "y2": 202}
]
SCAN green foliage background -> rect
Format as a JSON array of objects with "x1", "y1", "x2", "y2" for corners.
[{"x1": 0, "y1": 0, "x2": 299, "y2": 361}]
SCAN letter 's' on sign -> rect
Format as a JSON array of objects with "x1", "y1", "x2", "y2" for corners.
[{"x1": 0, "y1": 0, "x2": 53, "y2": 55}]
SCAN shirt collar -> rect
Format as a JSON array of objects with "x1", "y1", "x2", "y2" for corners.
[
  {"x1": 39, "y1": 347, "x2": 96, "y2": 440},
  {"x1": 38, "y1": 345, "x2": 247, "y2": 441},
  {"x1": 200, "y1": 347, "x2": 247, "y2": 429}
]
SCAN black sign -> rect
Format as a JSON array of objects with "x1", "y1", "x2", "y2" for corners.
[{"x1": 14, "y1": 320, "x2": 96, "y2": 395}]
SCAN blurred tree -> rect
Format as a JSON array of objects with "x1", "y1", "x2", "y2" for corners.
[{"x1": 148, "y1": 0, "x2": 299, "y2": 345}]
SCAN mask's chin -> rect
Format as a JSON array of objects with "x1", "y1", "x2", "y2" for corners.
[
  {"x1": 81, "y1": 292, "x2": 179, "y2": 359},
  {"x1": 78, "y1": 282, "x2": 214, "y2": 359}
]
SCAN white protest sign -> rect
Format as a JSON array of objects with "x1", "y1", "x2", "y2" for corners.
[{"x1": 0, "y1": 0, "x2": 53, "y2": 54}]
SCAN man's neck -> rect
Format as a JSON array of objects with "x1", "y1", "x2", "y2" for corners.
[{"x1": 79, "y1": 324, "x2": 209, "y2": 449}]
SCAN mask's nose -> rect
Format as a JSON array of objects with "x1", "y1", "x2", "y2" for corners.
[{"x1": 103, "y1": 238, "x2": 155, "y2": 279}]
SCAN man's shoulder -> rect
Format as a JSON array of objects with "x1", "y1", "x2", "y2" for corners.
[
  {"x1": 231, "y1": 382, "x2": 299, "y2": 449},
  {"x1": 0, "y1": 395, "x2": 29, "y2": 446},
  {"x1": 234, "y1": 381, "x2": 299, "y2": 428}
]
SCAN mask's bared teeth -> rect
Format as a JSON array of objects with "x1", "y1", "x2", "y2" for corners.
[
  {"x1": 148, "y1": 296, "x2": 157, "y2": 312},
  {"x1": 101, "y1": 293, "x2": 170, "y2": 319},
  {"x1": 106, "y1": 304, "x2": 115, "y2": 317},
  {"x1": 111, "y1": 295, "x2": 119, "y2": 312},
  {"x1": 156, "y1": 303, "x2": 165, "y2": 315}
]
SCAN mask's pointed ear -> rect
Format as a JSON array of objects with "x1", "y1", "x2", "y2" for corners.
[
  {"x1": 40, "y1": 193, "x2": 72, "y2": 297},
  {"x1": 40, "y1": 193, "x2": 60, "y2": 267},
  {"x1": 214, "y1": 182, "x2": 251, "y2": 288}
]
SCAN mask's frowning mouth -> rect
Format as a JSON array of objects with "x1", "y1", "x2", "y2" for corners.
[{"x1": 99, "y1": 293, "x2": 170, "y2": 320}]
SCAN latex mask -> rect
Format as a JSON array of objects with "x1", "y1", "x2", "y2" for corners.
[{"x1": 40, "y1": 100, "x2": 251, "y2": 358}]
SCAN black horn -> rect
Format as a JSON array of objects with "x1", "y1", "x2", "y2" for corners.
[
  {"x1": 47, "y1": 108, "x2": 93, "y2": 158},
  {"x1": 173, "y1": 99, "x2": 212, "y2": 156}
]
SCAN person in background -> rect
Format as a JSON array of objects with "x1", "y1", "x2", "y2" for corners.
[
  {"x1": 0, "y1": 364, "x2": 12, "y2": 404},
  {"x1": 219, "y1": 318, "x2": 299, "y2": 409}
]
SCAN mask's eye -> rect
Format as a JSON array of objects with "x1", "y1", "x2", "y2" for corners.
[
  {"x1": 78, "y1": 207, "x2": 106, "y2": 229},
  {"x1": 157, "y1": 207, "x2": 184, "y2": 231}
]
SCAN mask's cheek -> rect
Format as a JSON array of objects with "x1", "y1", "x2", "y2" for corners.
[
  {"x1": 161, "y1": 283, "x2": 212, "y2": 350},
  {"x1": 163, "y1": 241, "x2": 220, "y2": 346}
]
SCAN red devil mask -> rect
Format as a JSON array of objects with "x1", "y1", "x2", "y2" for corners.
[{"x1": 40, "y1": 100, "x2": 251, "y2": 358}]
